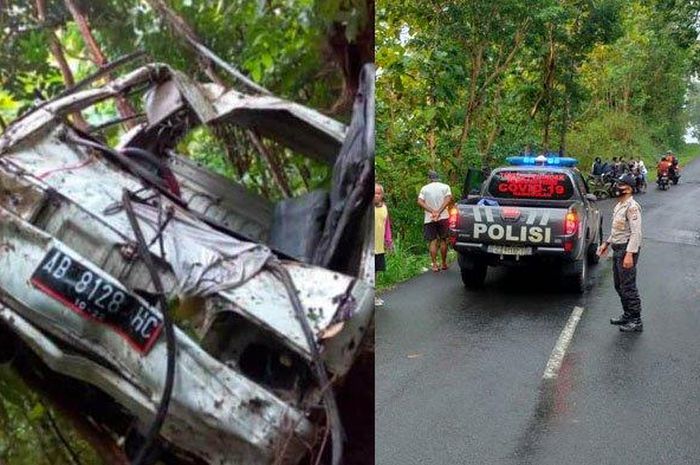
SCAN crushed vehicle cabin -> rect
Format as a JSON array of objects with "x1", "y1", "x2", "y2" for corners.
[{"x1": 0, "y1": 62, "x2": 374, "y2": 464}]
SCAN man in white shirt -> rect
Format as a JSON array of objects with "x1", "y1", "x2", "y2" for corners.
[{"x1": 418, "y1": 170, "x2": 452, "y2": 272}]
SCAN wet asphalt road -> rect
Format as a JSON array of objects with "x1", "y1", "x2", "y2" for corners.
[{"x1": 376, "y1": 159, "x2": 700, "y2": 465}]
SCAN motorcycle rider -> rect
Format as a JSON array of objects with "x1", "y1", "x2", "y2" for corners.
[
  {"x1": 597, "y1": 173, "x2": 644, "y2": 332},
  {"x1": 638, "y1": 157, "x2": 648, "y2": 189},
  {"x1": 592, "y1": 157, "x2": 604, "y2": 175},
  {"x1": 657, "y1": 156, "x2": 672, "y2": 181},
  {"x1": 665, "y1": 151, "x2": 680, "y2": 183}
]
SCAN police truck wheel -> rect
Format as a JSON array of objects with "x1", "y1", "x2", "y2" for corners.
[
  {"x1": 563, "y1": 259, "x2": 587, "y2": 294},
  {"x1": 460, "y1": 262, "x2": 487, "y2": 289}
]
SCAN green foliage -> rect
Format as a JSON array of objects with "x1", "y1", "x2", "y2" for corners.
[
  {"x1": 566, "y1": 110, "x2": 659, "y2": 168},
  {"x1": 0, "y1": 367, "x2": 102, "y2": 465},
  {"x1": 674, "y1": 142, "x2": 699, "y2": 166}
]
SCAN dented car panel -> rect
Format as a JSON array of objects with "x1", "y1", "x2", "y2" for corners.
[
  {"x1": 0, "y1": 63, "x2": 374, "y2": 464},
  {"x1": 0, "y1": 214, "x2": 313, "y2": 464}
]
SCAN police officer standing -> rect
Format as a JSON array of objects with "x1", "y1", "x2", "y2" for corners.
[{"x1": 597, "y1": 173, "x2": 644, "y2": 332}]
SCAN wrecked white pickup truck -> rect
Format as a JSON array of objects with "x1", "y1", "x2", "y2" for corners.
[{"x1": 0, "y1": 62, "x2": 374, "y2": 465}]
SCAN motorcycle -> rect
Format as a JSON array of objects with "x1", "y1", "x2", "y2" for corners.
[
  {"x1": 632, "y1": 168, "x2": 646, "y2": 193},
  {"x1": 587, "y1": 172, "x2": 615, "y2": 199},
  {"x1": 670, "y1": 168, "x2": 681, "y2": 185},
  {"x1": 657, "y1": 171, "x2": 670, "y2": 190}
]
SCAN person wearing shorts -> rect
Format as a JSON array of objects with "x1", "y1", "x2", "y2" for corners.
[{"x1": 418, "y1": 170, "x2": 452, "y2": 272}]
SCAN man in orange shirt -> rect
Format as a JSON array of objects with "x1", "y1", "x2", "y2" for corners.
[{"x1": 657, "y1": 157, "x2": 672, "y2": 177}]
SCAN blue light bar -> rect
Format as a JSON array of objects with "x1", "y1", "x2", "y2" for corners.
[{"x1": 506, "y1": 156, "x2": 579, "y2": 167}]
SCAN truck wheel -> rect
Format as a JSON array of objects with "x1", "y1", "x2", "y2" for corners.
[
  {"x1": 562, "y1": 259, "x2": 587, "y2": 294},
  {"x1": 460, "y1": 264, "x2": 487, "y2": 288}
]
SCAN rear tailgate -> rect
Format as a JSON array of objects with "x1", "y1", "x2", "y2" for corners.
[
  {"x1": 451, "y1": 167, "x2": 589, "y2": 254},
  {"x1": 454, "y1": 204, "x2": 569, "y2": 250}
]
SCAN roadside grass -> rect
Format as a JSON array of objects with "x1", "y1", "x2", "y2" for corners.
[
  {"x1": 376, "y1": 235, "x2": 457, "y2": 291},
  {"x1": 676, "y1": 143, "x2": 699, "y2": 166}
]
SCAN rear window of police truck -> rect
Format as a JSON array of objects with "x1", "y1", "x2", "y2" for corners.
[{"x1": 487, "y1": 170, "x2": 575, "y2": 200}]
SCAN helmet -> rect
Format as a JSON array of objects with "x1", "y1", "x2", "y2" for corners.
[{"x1": 616, "y1": 173, "x2": 636, "y2": 188}]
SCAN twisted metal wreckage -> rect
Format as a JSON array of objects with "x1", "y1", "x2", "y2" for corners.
[{"x1": 0, "y1": 61, "x2": 375, "y2": 464}]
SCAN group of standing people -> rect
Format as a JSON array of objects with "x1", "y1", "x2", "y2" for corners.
[{"x1": 591, "y1": 156, "x2": 647, "y2": 180}]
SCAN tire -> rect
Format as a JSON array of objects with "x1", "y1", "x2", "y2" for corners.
[
  {"x1": 458, "y1": 253, "x2": 487, "y2": 289},
  {"x1": 562, "y1": 258, "x2": 587, "y2": 294},
  {"x1": 594, "y1": 189, "x2": 609, "y2": 200}
]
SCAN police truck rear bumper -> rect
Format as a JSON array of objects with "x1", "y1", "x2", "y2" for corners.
[{"x1": 454, "y1": 241, "x2": 574, "y2": 265}]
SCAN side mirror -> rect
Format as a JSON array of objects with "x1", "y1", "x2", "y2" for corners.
[{"x1": 585, "y1": 193, "x2": 597, "y2": 202}]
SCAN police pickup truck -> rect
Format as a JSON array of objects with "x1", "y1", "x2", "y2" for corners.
[{"x1": 449, "y1": 156, "x2": 602, "y2": 293}]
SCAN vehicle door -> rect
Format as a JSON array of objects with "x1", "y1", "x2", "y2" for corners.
[{"x1": 573, "y1": 171, "x2": 600, "y2": 242}]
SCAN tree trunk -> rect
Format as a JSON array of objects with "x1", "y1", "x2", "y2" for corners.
[
  {"x1": 453, "y1": 20, "x2": 530, "y2": 176},
  {"x1": 453, "y1": 44, "x2": 484, "y2": 176},
  {"x1": 63, "y1": 0, "x2": 137, "y2": 126},
  {"x1": 327, "y1": 0, "x2": 375, "y2": 116},
  {"x1": 295, "y1": 160, "x2": 311, "y2": 192},
  {"x1": 541, "y1": 24, "x2": 556, "y2": 151},
  {"x1": 36, "y1": 0, "x2": 89, "y2": 130},
  {"x1": 559, "y1": 94, "x2": 570, "y2": 154},
  {"x1": 247, "y1": 130, "x2": 292, "y2": 198},
  {"x1": 480, "y1": 84, "x2": 504, "y2": 168}
]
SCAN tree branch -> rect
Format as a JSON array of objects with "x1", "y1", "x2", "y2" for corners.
[
  {"x1": 478, "y1": 17, "x2": 532, "y2": 95},
  {"x1": 63, "y1": 0, "x2": 138, "y2": 126},
  {"x1": 143, "y1": 0, "x2": 270, "y2": 94},
  {"x1": 247, "y1": 130, "x2": 292, "y2": 198}
]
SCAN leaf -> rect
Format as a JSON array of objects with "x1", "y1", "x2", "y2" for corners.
[
  {"x1": 27, "y1": 403, "x2": 45, "y2": 422},
  {"x1": 261, "y1": 53, "x2": 274, "y2": 70}
]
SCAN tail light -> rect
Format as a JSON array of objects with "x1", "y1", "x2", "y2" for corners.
[
  {"x1": 565, "y1": 210, "x2": 579, "y2": 235},
  {"x1": 448, "y1": 207, "x2": 458, "y2": 245},
  {"x1": 448, "y1": 207, "x2": 459, "y2": 229}
]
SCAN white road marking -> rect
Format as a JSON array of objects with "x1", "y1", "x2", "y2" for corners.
[{"x1": 543, "y1": 306, "x2": 585, "y2": 379}]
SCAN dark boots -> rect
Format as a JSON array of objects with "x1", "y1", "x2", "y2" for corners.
[
  {"x1": 611, "y1": 313, "x2": 643, "y2": 332},
  {"x1": 610, "y1": 313, "x2": 633, "y2": 325},
  {"x1": 618, "y1": 317, "x2": 643, "y2": 332}
]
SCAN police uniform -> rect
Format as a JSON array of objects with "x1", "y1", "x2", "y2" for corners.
[{"x1": 605, "y1": 195, "x2": 643, "y2": 330}]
